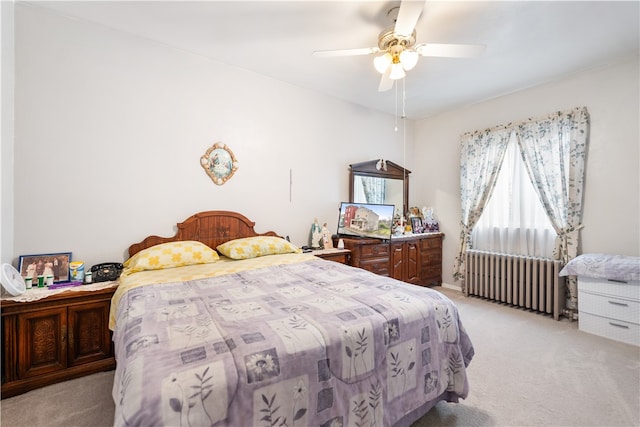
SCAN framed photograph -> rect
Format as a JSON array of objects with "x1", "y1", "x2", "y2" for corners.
[
  {"x1": 200, "y1": 142, "x2": 239, "y2": 185},
  {"x1": 410, "y1": 217, "x2": 424, "y2": 233},
  {"x1": 18, "y1": 252, "x2": 72, "y2": 284}
]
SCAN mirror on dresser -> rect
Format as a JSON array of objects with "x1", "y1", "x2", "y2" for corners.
[{"x1": 348, "y1": 159, "x2": 410, "y2": 217}]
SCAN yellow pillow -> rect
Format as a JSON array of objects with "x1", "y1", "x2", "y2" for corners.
[
  {"x1": 124, "y1": 241, "x2": 219, "y2": 273},
  {"x1": 217, "y1": 236, "x2": 301, "y2": 260}
]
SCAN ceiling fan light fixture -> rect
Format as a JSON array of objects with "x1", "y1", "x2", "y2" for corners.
[
  {"x1": 389, "y1": 62, "x2": 406, "y2": 80},
  {"x1": 313, "y1": 1, "x2": 486, "y2": 92},
  {"x1": 400, "y1": 49, "x2": 419, "y2": 70},
  {"x1": 374, "y1": 53, "x2": 392, "y2": 74}
]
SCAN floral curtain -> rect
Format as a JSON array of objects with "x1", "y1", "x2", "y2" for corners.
[
  {"x1": 357, "y1": 176, "x2": 385, "y2": 204},
  {"x1": 453, "y1": 125, "x2": 512, "y2": 284},
  {"x1": 516, "y1": 107, "x2": 590, "y2": 309}
]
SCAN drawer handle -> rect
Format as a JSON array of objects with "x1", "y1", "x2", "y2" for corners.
[
  {"x1": 607, "y1": 279, "x2": 628, "y2": 284},
  {"x1": 608, "y1": 300, "x2": 629, "y2": 307},
  {"x1": 608, "y1": 322, "x2": 629, "y2": 329}
]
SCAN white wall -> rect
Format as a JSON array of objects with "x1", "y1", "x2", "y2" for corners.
[
  {"x1": 12, "y1": 4, "x2": 414, "y2": 267},
  {"x1": 1, "y1": 0, "x2": 15, "y2": 265},
  {"x1": 413, "y1": 55, "x2": 640, "y2": 286}
]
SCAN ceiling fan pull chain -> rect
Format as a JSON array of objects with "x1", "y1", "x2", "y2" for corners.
[
  {"x1": 394, "y1": 80, "x2": 399, "y2": 132},
  {"x1": 402, "y1": 77, "x2": 407, "y2": 218}
]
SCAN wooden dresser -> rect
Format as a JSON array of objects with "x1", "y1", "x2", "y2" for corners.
[
  {"x1": 340, "y1": 233, "x2": 443, "y2": 286},
  {"x1": 1, "y1": 286, "x2": 117, "y2": 398}
]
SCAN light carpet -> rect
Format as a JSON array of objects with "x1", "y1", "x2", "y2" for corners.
[{"x1": 2, "y1": 287, "x2": 638, "y2": 427}]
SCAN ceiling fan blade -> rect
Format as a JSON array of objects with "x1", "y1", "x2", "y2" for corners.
[
  {"x1": 394, "y1": 0, "x2": 426, "y2": 38},
  {"x1": 378, "y1": 68, "x2": 394, "y2": 92},
  {"x1": 416, "y1": 43, "x2": 486, "y2": 58},
  {"x1": 313, "y1": 47, "x2": 379, "y2": 57}
]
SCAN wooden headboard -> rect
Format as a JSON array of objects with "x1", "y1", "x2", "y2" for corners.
[{"x1": 128, "y1": 211, "x2": 281, "y2": 257}]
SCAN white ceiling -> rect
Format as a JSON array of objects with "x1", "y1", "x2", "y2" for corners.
[{"x1": 29, "y1": 1, "x2": 640, "y2": 119}]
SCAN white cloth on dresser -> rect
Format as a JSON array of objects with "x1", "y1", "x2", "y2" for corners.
[{"x1": 0, "y1": 281, "x2": 118, "y2": 302}]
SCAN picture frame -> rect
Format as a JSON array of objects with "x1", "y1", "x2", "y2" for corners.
[
  {"x1": 18, "y1": 252, "x2": 72, "y2": 284},
  {"x1": 410, "y1": 216, "x2": 424, "y2": 233},
  {"x1": 200, "y1": 142, "x2": 239, "y2": 185}
]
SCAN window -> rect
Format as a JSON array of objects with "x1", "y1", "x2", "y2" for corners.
[{"x1": 471, "y1": 132, "x2": 557, "y2": 258}]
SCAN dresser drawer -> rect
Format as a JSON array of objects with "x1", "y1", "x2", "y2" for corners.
[
  {"x1": 420, "y1": 236, "x2": 442, "y2": 250},
  {"x1": 422, "y1": 264, "x2": 442, "y2": 277},
  {"x1": 359, "y1": 258, "x2": 389, "y2": 276},
  {"x1": 578, "y1": 277, "x2": 640, "y2": 300},
  {"x1": 579, "y1": 312, "x2": 640, "y2": 346},
  {"x1": 360, "y1": 244, "x2": 390, "y2": 259},
  {"x1": 421, "y1": 249, "x2": 442, "y2": 264},
  {"x1": 579, "y1": 291, "x2": 640, "y2": 324},
  {"x1": 421, "y1": 274, "x2": 442, "y2": 287}
]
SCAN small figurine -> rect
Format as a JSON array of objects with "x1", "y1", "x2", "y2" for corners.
[
  {"x1": 422, "y1": 206, "x2": 431, "y2": 219},
  {"x1": 321, "y1": 223, "x2": 333, "y2": 249},
  {"x1": 393, "y1": 213, "x2": 405, "y2": 236},
  {"x1": 423, "y1": 207, "x2": 439, "y2": 232},
  {"x1": 310, "y1": 219, "x2": 322, "y2": 249}
]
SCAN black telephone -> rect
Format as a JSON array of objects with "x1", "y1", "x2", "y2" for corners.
[{"x1": 91, "y1": 263, "x2": 124, "y2": 282}]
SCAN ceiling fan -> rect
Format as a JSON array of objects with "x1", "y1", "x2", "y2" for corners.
[{"x1": 313, "y1": 0, "x2": 485, "y2": 92}]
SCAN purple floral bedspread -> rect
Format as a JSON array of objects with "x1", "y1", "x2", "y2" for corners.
[{"x1": 111, "y1": 258, "x2": 474, "y2": 427}]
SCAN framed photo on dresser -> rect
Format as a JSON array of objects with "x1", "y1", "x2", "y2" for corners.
[
  {"x1": 410, "y1": 216, "x2": 424, "y2": 233},
  {"x1": 18, "y1": 252, "x2": 71, "y2": 283}
]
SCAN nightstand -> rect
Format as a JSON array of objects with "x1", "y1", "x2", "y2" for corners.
[
  {"x1": 1, "y1": 284, "x2": 117, "y2": 398},
  {"x1": 312, "y1": 248, "x2": 351, "y2": 264},
  {"x1": 578, "y1": 277, "x2": 639, "y2": 346}
]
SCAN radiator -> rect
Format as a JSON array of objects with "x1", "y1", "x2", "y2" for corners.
[{"x1": 465, "y1": 250, "x2": 566, "y2": 320}]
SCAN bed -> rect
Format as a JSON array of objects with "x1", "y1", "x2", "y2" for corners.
[{"x1": 110, "y1": 211, "x2": 475, "y2": 427}]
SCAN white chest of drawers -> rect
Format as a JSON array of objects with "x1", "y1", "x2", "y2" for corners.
[{"x1": 577, "y1": 276, "x2": 640, "y2": 346}]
